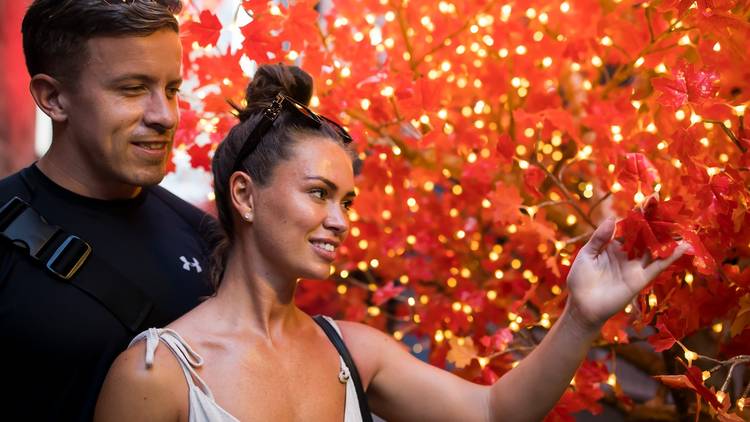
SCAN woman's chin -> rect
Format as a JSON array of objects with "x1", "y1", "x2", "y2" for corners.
[{"x1": 296, "y1": 264, "x2": 333, "y2": 281}]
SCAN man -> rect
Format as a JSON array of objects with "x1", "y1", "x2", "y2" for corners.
[{"x1": 0, "y1": 1, "x2": 214, "y2": 420}]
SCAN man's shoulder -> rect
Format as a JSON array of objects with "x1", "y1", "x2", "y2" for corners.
[
  {"x1": 145, "y1": 185, "x2": 217, "y2": 239},
  {"x1": 0, "y1": 168, "x2": 32, "y2": 200}
]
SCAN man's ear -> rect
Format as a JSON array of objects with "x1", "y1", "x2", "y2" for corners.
[
  {"x1": 229, "y1": 171, "x2": 256, "y2": 223},
  {"x1": 29, "y1": 74, "x2": 69, "y2": 123}
]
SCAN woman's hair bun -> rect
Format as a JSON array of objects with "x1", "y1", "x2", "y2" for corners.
[{"x1": 239, "y1": 63, "x2": 313, "y2": 120}]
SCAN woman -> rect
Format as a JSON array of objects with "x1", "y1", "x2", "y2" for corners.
[{"x1": 95, "y1": 64, "x2": 688, "y2": 422}]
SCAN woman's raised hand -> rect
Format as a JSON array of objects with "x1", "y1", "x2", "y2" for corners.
[{"x1": 564, "y1": 217, "x2": 690, "y2": 330}]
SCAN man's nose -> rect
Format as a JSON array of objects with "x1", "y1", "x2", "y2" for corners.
[{"x1": 144, "y1": 90, "x2": 178, "y2": 133}]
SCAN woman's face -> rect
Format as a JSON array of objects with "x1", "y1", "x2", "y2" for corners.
[{"x1": 249, "y1": 137, "x2": 355, "y2": 281}]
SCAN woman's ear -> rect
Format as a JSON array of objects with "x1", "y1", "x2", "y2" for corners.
[
  {"x1": 229, "y1": 171, "x2": 255, "y2": 223},
  {"x1": 29, "y1": 74, "x2": 68, "y2": 123}
]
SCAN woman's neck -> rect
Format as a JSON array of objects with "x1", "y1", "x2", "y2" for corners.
[{"x1": 207, "y1": 246, "x2": 301, "y2": 340}]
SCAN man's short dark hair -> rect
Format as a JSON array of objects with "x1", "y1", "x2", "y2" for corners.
[{"x1": 22, "y1": 0, "x2": 183, "y2": 80}]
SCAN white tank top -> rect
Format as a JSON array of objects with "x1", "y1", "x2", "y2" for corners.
[{"x1": 129, "y1": 316, "x2": 364, "y2": 422}]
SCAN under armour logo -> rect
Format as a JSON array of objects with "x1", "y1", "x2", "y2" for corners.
[{"x1": 179, "y1": 256, "x2": 203, "y2": 273}]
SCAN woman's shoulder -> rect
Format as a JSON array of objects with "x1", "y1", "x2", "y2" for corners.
[{"x1": 94, "y1": 331, "x2": 189, "y2": 421}]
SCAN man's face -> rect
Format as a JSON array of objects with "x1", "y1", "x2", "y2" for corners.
[{"x1": 59, "y1": 29, "x2": 182, "y2": 191}]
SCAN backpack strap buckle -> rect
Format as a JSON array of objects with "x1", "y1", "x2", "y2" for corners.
[{"x1": 0, "y1": 196, "x2": 91, "y2": 280}]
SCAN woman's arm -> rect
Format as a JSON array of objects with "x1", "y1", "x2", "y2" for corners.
[
  {"x1": 341, "y1": 218, "x2": 688, "y2": 422},
  {"x1": 94, "y1": 341, "x2": 185, "y2": 422}
]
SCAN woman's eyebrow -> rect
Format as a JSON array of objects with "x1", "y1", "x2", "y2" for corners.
[{"x1": 304, "y1": 176, "x2": 356, "y2": 198}]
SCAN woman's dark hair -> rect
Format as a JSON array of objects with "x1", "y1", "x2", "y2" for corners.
[
  {"x1": 22, "y1": 0, "x2": 182, "y2": 81},
  {"x1": 209, "y1": 63, "x2": 355, "y2": 288}
]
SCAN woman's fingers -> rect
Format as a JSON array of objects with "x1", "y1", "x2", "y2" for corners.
[
  {"x1": 583, "y1": 217, "x2": 616, "y2": 256},
  {"x1": 643, "y1": 242, "x2": 691, "y2": 282}
]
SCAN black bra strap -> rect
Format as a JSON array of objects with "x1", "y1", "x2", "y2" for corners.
[{"x1": 313, "y1": 315, "x2": 373, "y2": 422}]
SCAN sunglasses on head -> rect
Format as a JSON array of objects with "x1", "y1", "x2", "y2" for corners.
[{"x1": 231, "y1": 93, "x2": 353, "y2": 172}]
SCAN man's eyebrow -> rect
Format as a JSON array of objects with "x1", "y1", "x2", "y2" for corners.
[
  {"x1": 305, "y1": 176, "x2": 356, "y2": 197},
  {"x1": 109, "y1": 74, "x2": 183, "y2": 85}
]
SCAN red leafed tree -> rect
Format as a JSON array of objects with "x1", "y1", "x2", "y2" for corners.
[{"x1": 175, "y1": 0, "x2": 750, "y2": 420}]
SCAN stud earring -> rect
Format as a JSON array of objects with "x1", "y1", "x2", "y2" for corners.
[{"x1": 243, "y1": 212, "x2": 252, "y2": 221}]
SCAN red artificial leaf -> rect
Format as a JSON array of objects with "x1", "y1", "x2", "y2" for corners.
[
  {"x1": 523, "y1": 166, "x2": 546, "y2": 199},
  {"x1": 652, "y1": 62, "x2": 719, "y2": 108},
  {"x1": 616, "y1": 153, "x2": 660, "y2": 196},
  {"x1": 187, "y1": 143, "x2": 213, "y2": 172},
  {"x1": 479, "y1": 328, "x2": 514, "y2": 353},
  {"x1": 679, "y1": 230, "x2": 718, "y2": 275},
  {"x1": 487, "y1": 182, "x2": 523, "y2": 225},
  {"x1": 371, "y1": 281, "x2": 405, "y2": 306},
  {"x1": 647, "y1": 320, "x2": 677, "y2": 352},
  {"x1": 446, "y1": 337, "x2": 478, "y2": 369},
  {"x1": 617, "y1": 196, "x2": 683, "y2": 260},
  {"x1": 495, "y1": 134, "x2": 515, "y2": 164},
  {"x1": 182, "y1": 10, "x2": 223, "y2": 48},
  {"x1": 654, "y1": 365, "x2": 723, "y2": 409}
]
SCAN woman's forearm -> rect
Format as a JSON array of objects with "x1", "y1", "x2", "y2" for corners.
[{"x1": 487, "y1": 303, "x2": 601, "y2": 422}]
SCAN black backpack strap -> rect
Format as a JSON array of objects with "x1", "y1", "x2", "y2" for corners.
[
  {"x1": 313, "y1": 315, "x2": 373, "y2": 422},
  {"x1": 1, "y1": 168, "x2": 155, "y2": 333}
]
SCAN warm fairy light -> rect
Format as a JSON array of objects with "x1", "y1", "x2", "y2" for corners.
[
  {"x1": 380, "y1": 86, "x2": 394, "y2": 96},
  {"x1": 712, "y1": 42, "x2": 721, "y2": 52},
  {"x1": 735, "y1": 104, "x2": 747, "y2": 115},
  {"x1": 571, "y1": 62, "x2": 581, "y2": 72},
  {"x1": 648, "y1": 293, "x2": 658, "y2": 308},
  {"x1": 393, "y1": 330, "x2": 403, "y2": 340},
  {"x1": 655, "y1": 63, "x2": 667, "y2": 73},
  {"x1": 702, "y1": 370, "x2": 711, "y2": 381},
  {"x1": 452, "y1": 185, "x2": 463, "y2": 195},
  {"x1": 707, "y1": 167, "x2": 720, "y2": 177},
  {"x1": 447, "y1": 277, "x2": 457, "y2": 287},
  {"x1": 624, "y1": 304, "x2": 633, "y2": 313},
  {"x1": 684, "y1": 271, "x2": 694, "y2": 286},
  {"x1": 712, "y1": 322, "x2": 723, "y2": 333},
  {"x1": 434, "y1": 330, "x2": 444, "y2": 342},
  {"x1": 716, "y1": 391, "x2": 726, "y2": 404},
  {"x1": 367, "y1": 306, "x2": 380, "y2": 316},
  {"x1": 566, "y1": 214, "x2": 577, "y2": 226},
  {"x1": 494, "y1": 270, "x2": 504, "y2": 279},
  {"x1": 634, "y1": 57, "x2": 645, "y2": 68},
  {"x1": 634, "y1": 190, "x2": 646, "y2": 204},
  {"x1": 684, "y1": 349, "x2": 698, "y2": 364},
  {"x1": 542, "y1": 56, "x2": 553, "y2": 67},
  {"x1": 487, "y1": 290, "x2": 497, "y2": 300},
  {"x1": 607, "y1": 374, "x2": 617, "y2": 387},
  {"x1": 675, "y1": 109, "x2": 686, "y2": 121},
  {"x1": 600, "y1": 36, "x2": 613, "y2": 46},
  {"x1": 538, "y1": 12, "x2": 548, "y2": 24},
  {"x1": 500, "y1": 4, "x2": 512, "y2": 20},
  {"x1": 515, "y1": 45, "x2": 527, "y2": 55},
  {"x1": 591, "y1": 56, "x2": 603, "y2": 67},
  {"x1": 452, "y1": 302, "x2": 462, "y2": 312},
  {"x1": 269, "y1": 4, "x2": 282, "y2": 15},
  {"x1": 406, "y1": 235, "x2": 417, "y2": 245},
  {"x1": 337, "y1": 284, "x2": 347, "y2": 294},
  {"x1": 511, "y1": 259, "x2": 522, "y2": 269},
  {"x1": 560, "y1": 2, "x2": 570, "y2": 12},
  {"x1": 551, "y1": 285, "x2": 562, "y2": 295},
  {"x1": 340, "y1": 270, "x2": 349, "y2": 278},
  {"x1": 518, "y1": 160, "x2": 529, "y2": 169},
  {"x1": 738, "y1": 398, "x2": 745, "y2": 411},
  {"x1": 678, "y1": 34, "x2": 691, "y2": 46},
  {"x1": 657, "y1": 140, "x2": 668, "y2": 150},
  {"x1": 358, "y1": 239, "x2": 368, "y2": 249}
]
